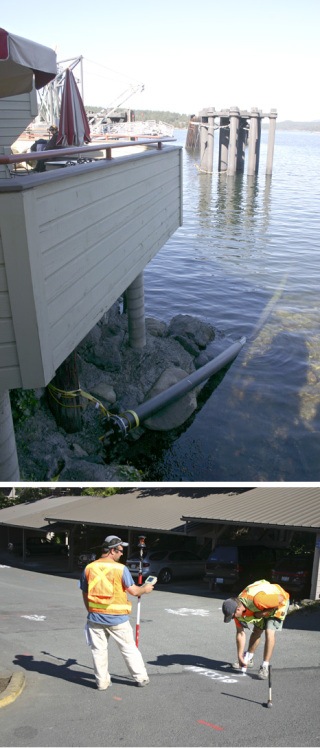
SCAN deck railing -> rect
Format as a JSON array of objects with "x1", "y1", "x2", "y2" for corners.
[{"x1": 0, "y1": 136, "x2": 175, "y2": 170}]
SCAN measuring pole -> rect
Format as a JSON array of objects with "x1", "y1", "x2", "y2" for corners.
[
  {"x1": 135, "y1": 535, "x2": 146, "y2": 647},
  {"x1": 267, "y1": 665, "x2": 273, "y2": 707}
]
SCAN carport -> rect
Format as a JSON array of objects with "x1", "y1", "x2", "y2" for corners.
[
  {"x1": 181, "y1": 486, "x2": 320, "y2": 599},
  {"x1": 0, "y1": 488, "x2": 319, "y2": 597},
  {"x1": 0, "y1": 490, "x2": 207, "y2": 570},
  {"x1": 0, "y1": 494, "x2": 84, "y2": 568}
]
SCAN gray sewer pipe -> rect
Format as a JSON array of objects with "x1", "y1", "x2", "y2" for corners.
[{"x1": 104, "y1": 336, "x2": 246, "y2": 441}]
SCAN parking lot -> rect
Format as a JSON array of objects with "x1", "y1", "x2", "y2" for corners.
[{"x1": 0, "y1": 565, "x2": 319, "y2": 747}]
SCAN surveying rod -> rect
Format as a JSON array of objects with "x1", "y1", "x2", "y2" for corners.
[{"x1": 135, "y1": 535, "x2": 146, "y2": 647}]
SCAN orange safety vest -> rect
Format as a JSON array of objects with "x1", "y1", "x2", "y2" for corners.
[
  {"x1": 85, "y1": 558, "x2": 132, "y2": 616},
  {"x1": 234, "y1": 579, "x2": 290, "y2": 628},
  {"x1": 236, "y1": 579, "x2": 290, "y2": 627}
]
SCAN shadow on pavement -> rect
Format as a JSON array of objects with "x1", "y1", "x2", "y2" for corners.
[
  {"x1": 148, "y1": 653, "x2": 228, "y2": 670},
  {"x1": 221, "y1": 692, "x2": 266, "y2": 707},
  {"x1": 12, "y1": 653, "x2": 95, "y2": 688}
]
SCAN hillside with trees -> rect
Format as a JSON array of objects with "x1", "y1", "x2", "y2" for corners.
[{"x1": 86, "y1": 108, "x2": 191, "y2": 128}]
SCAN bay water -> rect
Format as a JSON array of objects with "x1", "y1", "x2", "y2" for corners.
[{"x1": 137, "y1": 128, "x2": 320, "y2": 482}]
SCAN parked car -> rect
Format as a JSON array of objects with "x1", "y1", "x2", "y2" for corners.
[
  {"x1": 77, "y1": 549, "x2": 97, "y2": 568},
  {"x1": 271, "y1": 555, "x2": 313, "y2": 597},
  {"x1": 126, "y1": 549, "x2": 206, "y2": 584},
  {"x1": 205, "y1": 544, "x2": 278, "y2": 590},
  {"x1": 9, "y1": 537, "x2": 69, "y2": 557}
]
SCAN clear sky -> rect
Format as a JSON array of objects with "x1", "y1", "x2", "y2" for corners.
[{"x1": 2, "y1": 0, "x2": 320, "y2": 121}]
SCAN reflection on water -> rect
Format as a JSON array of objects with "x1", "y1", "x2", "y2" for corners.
[{"x1": 139, "y1": 129, "x2": 320, "y2": 481}]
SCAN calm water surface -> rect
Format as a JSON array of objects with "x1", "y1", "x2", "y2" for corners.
[{"x1": 136, "y1": 128, "x2": 320, "y2": 481}]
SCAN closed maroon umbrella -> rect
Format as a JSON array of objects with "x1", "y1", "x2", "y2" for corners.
[{"x1": 57, "y1": 67, "x2": 91, "y2": 147}]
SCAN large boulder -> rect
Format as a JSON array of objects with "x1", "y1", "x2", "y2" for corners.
[
  {"x1": 168, "y1": 314, "x2": 215, "y2": 355},
  {"x1": 143, "y1": 367, "x2": 198, "y2": 430}
]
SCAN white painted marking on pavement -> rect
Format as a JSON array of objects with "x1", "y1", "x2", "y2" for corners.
[
  {"x1": 21, "y1": 615, "x2": 46, "y2": 621},
  {"x1": 165, "y1": 608, "x2": 210, "y2": 617},
  {"x1": 185, "y1": 665, "x2": 238, "y2": 684}
]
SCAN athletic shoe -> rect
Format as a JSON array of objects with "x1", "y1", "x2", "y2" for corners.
[
  {"x1": 258, "y1": 665, "x2": 269, "y2": 679},
  {"x1": 136, "y1": 678, "x2": 150, "y2": 687},
  {"x1": 232, "y1": 658, "x2": 254, "y2": 670}
]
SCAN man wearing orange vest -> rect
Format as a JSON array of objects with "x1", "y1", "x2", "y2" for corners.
[
  {"x1": 80, "y1": 535, "x2": 154, "y2": 690},
  {"x1": 222, "y1": 579, "x2": 290, "y2": 679}
]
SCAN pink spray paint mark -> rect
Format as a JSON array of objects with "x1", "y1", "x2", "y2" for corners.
[{"x1": 197, "y1": 720, "x2": 224, "y2": 731}]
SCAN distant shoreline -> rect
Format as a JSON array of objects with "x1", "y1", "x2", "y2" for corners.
[{"x1": 263, "y1": 121, "x2": 320, "y2": 132}]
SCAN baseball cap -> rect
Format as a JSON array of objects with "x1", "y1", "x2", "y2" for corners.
[
  {"x1": 222, "y1": 598, "x2": 238, "y2": 623},
  {"x1": 104, "y1": 535, "x2": 128, "y2": 549}
]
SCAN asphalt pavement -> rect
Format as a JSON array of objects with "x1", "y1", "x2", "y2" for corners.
[{"x1": 0, "y1": 564, "x2": 319, "y2": 747}]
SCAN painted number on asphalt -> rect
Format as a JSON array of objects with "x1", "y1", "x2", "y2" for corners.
[
  {"x1": 21, "y1": 615, "x2": 46, "y2": 621},
  {"x1": 185, "y1": 666, "x2": 238, "y2": 684}
]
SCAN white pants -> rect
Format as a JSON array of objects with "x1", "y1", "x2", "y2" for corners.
[{"x1": 87, "y1": 620, "x2": 148, "y2": 688}]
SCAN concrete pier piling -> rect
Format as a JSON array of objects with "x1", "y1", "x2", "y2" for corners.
[
  {"x1": 199, "y1": 109, "x2": 215, "y2": 173},
  {"x1": 247, "y1": 107, "x2": 260, "y2": 176},
  {"x1": 218, "y1": 117, "x2": 229, "y2": 172},
  {"x1": 266, "y1": 109, "x2": 277, "y2": 176},
  {"x1": 227, "y1": 106, "x2": 240, "y2": 176},
  {"x1": 187, "y1": 107, "x2": 277, "y2": 176}
]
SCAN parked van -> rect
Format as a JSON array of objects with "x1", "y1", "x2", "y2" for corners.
[{"x1": 205, "y1": 545, "x2": 278, "y2": 591}]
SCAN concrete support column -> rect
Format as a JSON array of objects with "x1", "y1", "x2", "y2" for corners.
[
  {"x1": 0, "y1": 390, "x2": 20, "y2": 480},
  {"x1": 68, "y1": 526, "x2": 75, "y2": 572},
  {"x1": 310, "y1": 533, "x2": 320, "y2": 600},
  {"x1": 247, "y1": 108, "x2": 260, "y2": 176},
  {"x1": 126, "y1": 272, "x2": 146, "y2": 349},
  {"x1": 128, "y1": 529, "x2": 135, "y2": 558},
  {"x1": 256, "y1": 114, "x2": 262, "y2": 173},
  {"x1": 199, "y1": 109, "x2": 215, "y2": 173},
  {"x1": 266, "y1": 109, "x2": 277, "y2": 175},
  {"x1": 218, "y1": 117, "x2": 229, "y2": 172},
  {"x1": 227, "y1": 106, "x2": 240, "y2": 176},
  {"x1": 236, "y1": 118, "x2": 247, "y2": 173}
]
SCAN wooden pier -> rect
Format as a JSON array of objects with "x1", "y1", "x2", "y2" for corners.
[{"x1": 186, "y1": 107, "x2": 277, "y2": 176}]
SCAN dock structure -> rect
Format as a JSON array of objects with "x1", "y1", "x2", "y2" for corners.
[
  {"x1": 0, "y1": 92, "x2": 182, "y2": 480},
  {"x1": 186, "y1": 107, "x2": 277, "y2": 176}
]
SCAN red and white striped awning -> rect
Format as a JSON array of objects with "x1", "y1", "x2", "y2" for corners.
[{"x1": 0, "y1": 28, "x2": 57, "y2": 97}]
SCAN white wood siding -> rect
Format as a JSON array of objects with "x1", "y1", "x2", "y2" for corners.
[
  {"x1": 0, "y1": 145, "x2": 182, "y2": 390},
  {"x1": 0, "y1": 91, "x2": 38, "y2": 176},
  {"x1": 0, "y1": 231, "x2": 22, "y2": 388}
]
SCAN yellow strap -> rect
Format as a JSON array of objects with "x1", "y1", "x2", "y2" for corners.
[{"x1": 47, "y1": 383, "x2": 110, "y2": 416}]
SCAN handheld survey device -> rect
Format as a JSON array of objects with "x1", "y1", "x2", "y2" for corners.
[{"x1": 144, "y1": 575, "x2": 157, "y2": 585}]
